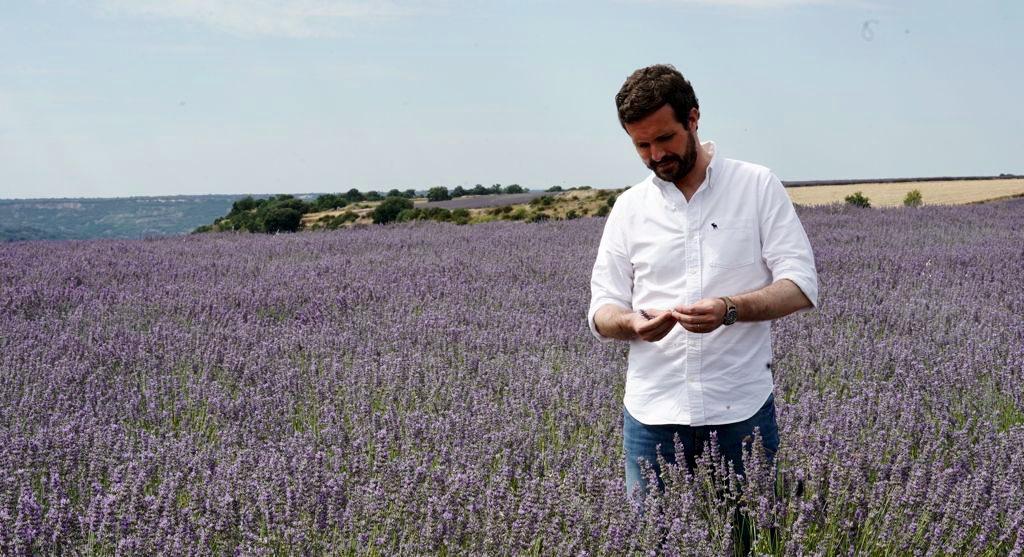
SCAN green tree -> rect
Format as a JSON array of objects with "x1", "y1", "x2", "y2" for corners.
[
  {"x1": 372, "y1": 196, "x2": 414, "y2": 224},
  {"x1": 504, "y1": 184, "x2": 525, "y2": 194},
  {"x1": 427, "y1": 187, "x2": 451, "y2": 202},
  {"x1": 229, "y1": 195, "x2": 258, "y2": 216},
  {"x1": 470, "y1": 184, "x2": 488, "y2": 195},
  {"x1": 262, "y1": 207, "x2": 302, "y2": 233},
  {"x1": 364, "y1": 191, "x2": 383, "y2": 201},
  {"x1": 546, "y1": 186, "x2": 563, "y2": 192},
  {"x1": 404, "y1": 189, "x2": 417, "y2": 198},
  {"x1": 344, "y1": 189, "x2": 365, "y2": 203},
  {"x1": 451, "y1": 186, "x2": 467, "y2": 198},
  {"x1": 903, "y1": 189, "x2": 923, "y2": 207}
]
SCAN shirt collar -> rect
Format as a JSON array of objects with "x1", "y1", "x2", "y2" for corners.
[{"x1": 651, "y1": 140, "x2": 719, "y2": 199}]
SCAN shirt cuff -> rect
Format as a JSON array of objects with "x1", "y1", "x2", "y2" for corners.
[
  {"x1": 588, "y1": 300, "x2": 630, "y2": 343},
  {"x1": 773, "y1": 273, "x2": 819, "y2": 311}
]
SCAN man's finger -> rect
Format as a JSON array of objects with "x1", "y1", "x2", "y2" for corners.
[
  {"x1": 643, "y1": 319, "x2": 677, "y2": 341},
  {"x1": 671, "y1": 310, "x2": 716, "y2": 325},
  {"x1": 638, "y1": 316, "x2": 673, "y2": 335}
]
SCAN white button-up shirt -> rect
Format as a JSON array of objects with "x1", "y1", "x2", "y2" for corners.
[{"x1": 588, "y1": 142, "x2": 818, "y2": 426}]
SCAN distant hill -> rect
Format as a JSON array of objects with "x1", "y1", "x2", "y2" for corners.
[{"x1": 0, "y1": 195, "x2": 244, "y2": 242}]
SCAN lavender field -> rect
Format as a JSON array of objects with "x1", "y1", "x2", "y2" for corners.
[{"x1": 2, "y1": 199, "x2": 1023, "y2": 555}]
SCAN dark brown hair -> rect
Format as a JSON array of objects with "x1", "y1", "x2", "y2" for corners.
[{"x1": 615, "y1": 64, "x2": 699, "y2": 130}]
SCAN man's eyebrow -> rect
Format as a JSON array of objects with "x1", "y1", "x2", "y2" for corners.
[{"x1": 655, "y1": 133, "x2": 675, "y2": 141}]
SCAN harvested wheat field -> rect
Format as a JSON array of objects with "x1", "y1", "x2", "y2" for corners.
[{"x1": 786, "y1": 178, "x2": 1024, "y2": 207}]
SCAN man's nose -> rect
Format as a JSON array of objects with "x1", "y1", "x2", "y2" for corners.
[{"x1": 650, "y1": 145, "x2": 664, "y2": 162}]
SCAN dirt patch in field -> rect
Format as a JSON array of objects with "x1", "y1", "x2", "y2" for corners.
[{"x1": 786, "y1": 178, "x2": 1024, "y2": 207}]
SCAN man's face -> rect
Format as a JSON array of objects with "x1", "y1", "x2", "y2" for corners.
[{"x1": 623, "y1": 104, "x2": 697, "y2": 183}]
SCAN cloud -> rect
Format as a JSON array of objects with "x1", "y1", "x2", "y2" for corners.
[{"x1": 93, "y1": 0, "x2": 429, "y2": 38}]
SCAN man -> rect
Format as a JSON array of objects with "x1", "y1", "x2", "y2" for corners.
[{"x1": 588, "y1": 64, "x2": 818, "y2": 497}]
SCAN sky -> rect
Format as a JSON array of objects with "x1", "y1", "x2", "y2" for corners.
[{"x1": 1, "y1": 0, "x2": 1021, "y2": 199}]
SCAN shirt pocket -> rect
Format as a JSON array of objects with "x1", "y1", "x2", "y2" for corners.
[{"x1": 705, "y1": 218, "x2": 759, "y2": 269}]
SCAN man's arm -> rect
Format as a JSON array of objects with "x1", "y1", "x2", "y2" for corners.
[
  {"x1": 594, "y1": 304, "x2": 677, "y2": 342},
  {"x1": 671, "y1": 279, "x2": 811, "y2": 333},
  {"x1": 732, "y1": 278, "x2": 812, "y2": 322}
]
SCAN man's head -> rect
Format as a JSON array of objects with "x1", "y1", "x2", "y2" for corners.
[{"x1": 615, "y1": 65, "x2": 701, "y2": 183}]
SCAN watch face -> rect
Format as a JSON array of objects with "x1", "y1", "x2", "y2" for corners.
[{"x1": 723, "y1": 308, "x2": 738, "y2": 325}]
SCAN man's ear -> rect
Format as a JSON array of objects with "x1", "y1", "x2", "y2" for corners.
[{"x1": 690, "y1": 108, "x2": 700, "y2": 132}]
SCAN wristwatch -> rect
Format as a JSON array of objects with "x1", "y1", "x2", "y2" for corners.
[{"x1": 720, "y1": 296, "x2": 738, "y2": 326}]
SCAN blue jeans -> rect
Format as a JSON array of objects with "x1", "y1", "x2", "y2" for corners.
[{"x1": 623, "y1": 393, "x2": 780, "y2": 497}]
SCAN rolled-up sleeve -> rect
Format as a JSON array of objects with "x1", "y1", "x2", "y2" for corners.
[
  {"x1": 588, "y1": 204, "x2": 634, "y2": 341},
  {"x1": 758, "y1": 173, "x2": 819, "y2": 309}
]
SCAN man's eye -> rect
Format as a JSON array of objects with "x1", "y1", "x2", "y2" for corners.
[{"x1": 657, "y1": 134, "x2": 674, "y2": 142}]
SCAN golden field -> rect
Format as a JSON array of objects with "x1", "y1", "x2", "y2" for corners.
[{"x1": 785, "y1": 178, "x2": 1024, "y2": 207}]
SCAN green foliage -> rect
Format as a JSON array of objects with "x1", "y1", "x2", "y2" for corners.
[
  {"x1": 397, "y1": 207, "x2": 458, "y2": 223},
  {"x1": 503, "y1": 184, "x2": 525, "y2": 194},
  {"x1": 470, "y1": 184, "x2": 488, "y2": 195},
  {"x1": 488, "y1": 206, "x2": 513, "y2": 216},
  {"x1": 506, "y1": 208, "x2": 529, "y2": 221},
  {"x1": 451, "y1": 186, "x2": 467, "y2": 198},
  {"x1": 565, "y1": 210, "x2": 579, "y2": 220},
  {"x1": 451, "y1": 208, "x2": 470, "y2": 225},
  {"x1": 261, "y1": 207, "x2": 302, "y2": 233},
  {"x1": 546, "y1": 186, "x2": 563, "y2": 192},
  {"x1": 344, "y1": 189, "x2": 365, "y2": 203},
  {"x1": 229, "y1": 196, "x2": 259, "y2": 216},
  {"x1": 595, "y1": 205, "x2": 610, "y2": 217},
  {"x1": 845, "y1": 191, "x2": 871, "y2": 208},
  {"x1": 527, "y1": 211, "x2": 550, "y2": 223},
  {"x1": 427, "y1": 187, "x2": 451, "y2": 202},
  {"x1": 364, "y1": 191, "x2": 383, "y2": 202},
  {"x1": 529, "y1": 196, "x2": 554, "y2": 207},
  {"x1": 606, "y1": 194, "x2": 618, "y2": 207},
  {"x1": 311, "y1": 194, "x2": 347, "y2": 212},
  {"x1": 372, "y1": 196, "x2": 414, "y2": 224},
  {"x1": 903, "y1": 189, "x2": 923, "y2": 207}
]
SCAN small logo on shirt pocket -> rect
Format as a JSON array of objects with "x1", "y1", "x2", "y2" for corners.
[{"x1": 706, "y1": 219, "x2": 758, "y2": 269}]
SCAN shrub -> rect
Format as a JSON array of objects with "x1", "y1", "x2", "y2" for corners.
[
  {"x1": 606, "y1": 194, "x2": 618, "y2": 208},
  {"x1": 506, "y1": 208, "x2": 529, "y2": 221},
  {"x1": 452, "y1": 209, "x2": 470, "y2": 225},
  {"x1": 421, "y1": 207, "x2": 452, "y2": 222},
  {"x1": 904, "y1": 189, "x2": 923, "y2": 207},
  {"x1": 372, "y1": 197, "x2": 414, "y2": 224},
  {"x1": 845, "y1": 191, "x2": 871, "y2": 208},
  {"x1": 335, "y1": 211, "x2": 359, "y2": 225},
  {"x1": 595, "y1": 205, "x2": 610, "y2": 217},
  {"x1": 530, "y1": 196, "x2": 554, "y2": 207},
  {"x1": 397, "y1": 208, "x2": 422, "y2": 222},
  {"x1": 565, "y1": 210, "x2": 579, "y2": 220},
  {"x1": 527, "y1": 212, "x2": 550, "y2": 223},
  {"x1": 503, "y1": 184, "x2": 525, "y2": 194},
  {"x1": 546, "y1": 186, "x2": 563, "y2": 192}
]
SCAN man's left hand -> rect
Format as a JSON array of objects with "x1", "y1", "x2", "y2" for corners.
[{"x1": 672, "y1": 298, "x2": 727, "y2": 334}]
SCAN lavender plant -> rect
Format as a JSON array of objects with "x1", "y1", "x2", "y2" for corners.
[{"x1": 1, "y1": 199, "x2": 1022, "y2": 555}]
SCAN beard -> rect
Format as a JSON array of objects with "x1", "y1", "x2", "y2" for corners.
[{"x1": 648, "y1": 131, "x2": 697, "y2": 183}]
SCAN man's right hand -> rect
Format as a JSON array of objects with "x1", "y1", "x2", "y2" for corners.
[{"x1": 627, "y1": 309, "x2": 676, "y2": 342}]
